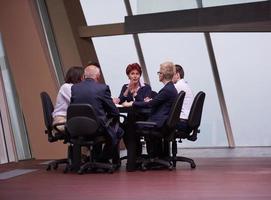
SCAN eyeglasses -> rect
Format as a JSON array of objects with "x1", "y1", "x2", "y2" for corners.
[{"x1": 157, "y1": 71, "x2": 162, "y2": 75}]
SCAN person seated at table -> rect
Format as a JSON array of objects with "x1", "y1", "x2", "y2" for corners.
[
  {"x1": 123, "y1": 61, "x2": 178, "y2": 171},
  {"x1": 113, "y1": 63, "x2": 153, "y2": 164},
  {"x1": 113, "y1": 63, "x2": 152, "y2": 105},
  {"x1": 172, "y1": 64, "x2": 194, "y2": 133},
  {"x1": 52, "y1": 66, "x2": 84, "y2": 131},
  {"x1": 70, "y1": 62, "x2": 123, "y2": 165}
]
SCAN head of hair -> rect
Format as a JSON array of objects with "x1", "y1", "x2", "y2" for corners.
[
  {"x1": 86, "y1": 61, "x2": 100, "y2": 68},
  {"x1": 160, "y1": 61, "x2": 175, "y2": 81},
  {"x1": 65, "y1": 66, "x2": 84, "y2": 84},
  {"x1": 84, "y1": 64, "x2": 100, "y2": 80},
  {"x1": 126, "y1": 63, "x2": 142, "y2": 76},
  {"x1": 175, "y1": 64, "x2": 184, "y2": 79}
]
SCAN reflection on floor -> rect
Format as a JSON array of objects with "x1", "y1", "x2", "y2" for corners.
[
  {"x1": 0, "y1": 169, "x2": 38, "y2": 180},
  {"x1": 175, "y1": 146, "x2": 271, "y2": 157},
  {"x1": 121, "y1": 146, "x2": 271, "y2": 158}
]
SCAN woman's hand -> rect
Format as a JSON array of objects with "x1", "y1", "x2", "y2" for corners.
[{"x1": 125, "y1": 81, "x2": 139, "y2": 97}]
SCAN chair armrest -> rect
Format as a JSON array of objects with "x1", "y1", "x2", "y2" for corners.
[
  {"x1": 135, "y1": 121, "x2": 157, "y2": 129},
  {"x1": 46, "y1": 122, "x2": 66, "y2": 143},
  {"x1": 135, "y1": 121, "x2": 160, "y2": 137},
  {"x1": 52, "y1": 122, "x2": 66, "y2": 133},
  {"x1": 134, "y1": 108, "x2": 151, "y2": 115},
  {"x1": 187, "y1": 129, "x2": 199, "y2": 141}
]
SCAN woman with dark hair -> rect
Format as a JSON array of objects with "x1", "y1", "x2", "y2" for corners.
[
  {"x1": 113, "y1": 63, "x2": 152, "y2": 104},
  {"x1": 52, "y1": 66, "x2": 84, "y2": 130}
]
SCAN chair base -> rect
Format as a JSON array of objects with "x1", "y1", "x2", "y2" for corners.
[
  {"x1": 46, "y1": 159, "x2": 69, "y2": 171},
  {"x1": 78, "y1": 161, "x2": 114, "y2": 174},
  {"x1": 171, "y1": 156, "x2": 196, "y2": 169},
  {"x1": 138, "y1": 156, "x2": 173, "y2": 171}
]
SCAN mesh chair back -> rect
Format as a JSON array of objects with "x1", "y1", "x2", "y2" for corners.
[
  {"x1": 66, "y1": 104, "x2": 99, "y2": 138},
  {"x1": 187, "y1": 91, "x2": 206, "y2": 129},
  {"x1": 166, "y1": 91, "x2": 185, "y2": 129},
  {"x1": 40, "y1": 91, "x2": 54, "y2": 132}
]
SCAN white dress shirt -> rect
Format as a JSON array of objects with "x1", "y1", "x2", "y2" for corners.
[
  {"x1": 174, "y1": 79, "x2": 194, "y2": 119},
  {"x1": 52, "y1": 83, "x2": 73, "y2": 118}
]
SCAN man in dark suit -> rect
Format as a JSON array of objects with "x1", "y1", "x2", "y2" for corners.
[
  {"x1": 123, "y1": 61, "x2": 178, "y2": 171},
  {"x1": 70, "y1": 62, "x2": 122, "y2": 164}
]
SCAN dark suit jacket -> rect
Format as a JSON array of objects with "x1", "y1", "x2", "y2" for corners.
[
  {"x1": 70, "y1": 78, "x2": 121, "y2": 143},
  {"x1": 133, "y1": 81, "x2": 178, "y2": 128},
  {"x1": 118, "y1": 83, "x2": 152, "y2": 104}
]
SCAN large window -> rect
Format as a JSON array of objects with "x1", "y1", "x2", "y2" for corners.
[
  {"x1": 137, "y1": 0, "x2": 198, "y2": 14},
  {"x1": 92, "y1": 35, "x2": 139, "y2": 97},
  {"x1": 136, "y1": 0, "x2": 267, "y2": 14},
  {"x1": 211, "y1": 33, "x2": 271, "y2": 146},
  {"x1": 80, "y1": 0, "x2": 127, "y2": 25},
  {"x1": 202, "y1": 0, "x2": 267, "y2": 8},
  {"x1": 139, "y1": 33, "x2": 228, "y2": 147},
  {"x1": 80, "y1": 0, "x2": 271, "y2": 147}
]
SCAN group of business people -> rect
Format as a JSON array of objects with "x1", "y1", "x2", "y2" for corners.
[{"x1": 52, "y1": 60, "x2": 194, "y2": 172}]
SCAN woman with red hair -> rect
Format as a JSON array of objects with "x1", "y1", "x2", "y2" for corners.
[
  {"x1": 113, "y1": 63, "x2": 152, "y2": 171},
  {"x1": 113, "y1": 63, "x2": 152, "y2": 104}
]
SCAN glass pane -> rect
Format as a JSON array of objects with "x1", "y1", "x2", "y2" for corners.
[
  {"x1": 139, "y1": 33, "x2": 228, "y2": 147},
  {"x1": 80, "y1": 0, "x2": 127, "y2": 25},
  {"x1": 135, "y1": 0, "x2": 267, "y2": 14},
  {"x1": 92, "y1": 35, "x2": 139, "y2": 98},
  {"x1": 202, "y1": 0, "x2": 267, "y2": 8},
  {"x1": 211, "y1": 33, "x2": 271, "y2": 146},
  {"x1": 129, "y1": 0, "x2": 137, "y2": 15},
  {"x1": 137, "y1": 0, "x2": 198, "y2": 14}
]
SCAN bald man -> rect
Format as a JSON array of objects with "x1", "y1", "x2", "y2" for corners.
[{"x1": 70, "y1": 62, "x2": 122, "y2": 164}]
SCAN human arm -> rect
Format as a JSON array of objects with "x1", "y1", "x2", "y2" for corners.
[
  {"x1": 133, "y1": 86, "x2": 168, "y2": 109},
  {"x1": 118, "y1": 84, "x2": 134, "y2": 104}
]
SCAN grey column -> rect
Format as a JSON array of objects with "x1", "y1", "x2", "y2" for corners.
[{"x1": 197, "y1": 0, "x2": 235, "y2": 147}]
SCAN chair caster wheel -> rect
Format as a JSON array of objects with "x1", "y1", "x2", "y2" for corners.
[
  {"x1": 53, "y1": 163, "x2": 58, "y2": 170},
  {"x1": 141, "y1": 164, "x2": 147, "y2": 171},
  {"x1": 191, "y1": 163, "x2": 196, "y2": 169},
  {"x1": 63, "y1": 166, "x2": 69, "y2": 173},
  {"x1": 46, "y1": 165, "x2": 51, "y2": 171},
  {"x1": 78, "y1": 166, "x2": 87, "y2": 175},
  {"x1": 107, "y1": 168, "x2": 114, "y2": 174}
]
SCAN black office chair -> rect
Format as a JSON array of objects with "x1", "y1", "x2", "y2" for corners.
[
  {"x1": 170, "y1": 91, "x2": 206, "y2": 169},
  {"x1": 40, "y1": 91, "x2": 70, "y2": 171},
  {"x1": 135, "y1": 91, "x2": 186, "y2": 171},
  {"x1": 66, "y1": 104, "x2": 115, "y2": 174}
]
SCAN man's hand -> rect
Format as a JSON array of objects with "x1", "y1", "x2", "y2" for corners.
[
  {"x1": 144, "y1": 97, "x2": 152, "y2": 102},
  {"x1": 122, "y1": 101, "x2": 133, "y2": 107}
]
